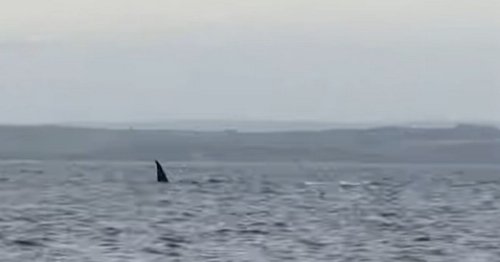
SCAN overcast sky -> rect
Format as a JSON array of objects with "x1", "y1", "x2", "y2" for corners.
[{"x1": 0, "y1": 0, "x2": 499, "y2": 124}]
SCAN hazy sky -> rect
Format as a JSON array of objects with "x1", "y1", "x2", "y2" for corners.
[{"x1": 1, "y1": 0, "x2": 499, "y2": 124}]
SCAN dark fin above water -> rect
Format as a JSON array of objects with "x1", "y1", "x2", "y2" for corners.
[{"x1": 155, "y1": 160, "x2": 169, "y2": 183}]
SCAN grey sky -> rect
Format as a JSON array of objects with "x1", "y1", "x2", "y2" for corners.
[{"x1": 1, "y1": 0, "x2": 499, "y2": 124}]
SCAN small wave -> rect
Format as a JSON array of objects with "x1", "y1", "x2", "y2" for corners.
[
  {"x1": 304, "y1": 181, "x2": 329, "y2": 186},
  {"x1": 339, "y1": 181, "x2": 366, "y2": 188},
  {"x1": 238, "y1": 229, "x2": 269, "y2": 235},
  {"x1": 10, "y1": 239, "x2": 45, "y2": 248},
  {"x1": 19, "y1": 169, "x2": 44, "y2": 174}
]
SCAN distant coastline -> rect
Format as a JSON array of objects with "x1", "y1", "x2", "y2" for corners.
[
  {"x1": 0, "y1": 123, "x2": 499, "y2": 163},
  {"x1": 57, "y1": 119, "x2": 499, "y2": 132}
]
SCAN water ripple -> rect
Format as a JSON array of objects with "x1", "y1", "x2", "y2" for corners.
[{"x1": 0, "y1": 162, "x2": 499, "y2": 261}]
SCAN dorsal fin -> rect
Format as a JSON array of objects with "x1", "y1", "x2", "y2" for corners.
[{"x1": 155, "y1": 160, "x2": 169, "y2": 183}]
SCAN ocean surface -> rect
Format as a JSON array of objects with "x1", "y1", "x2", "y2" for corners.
[{"x1": 1, "y1": 161, "x2": 500, "y2": 262}]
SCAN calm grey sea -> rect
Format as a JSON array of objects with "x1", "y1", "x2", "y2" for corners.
[{"x1": 0, "y1": 161, "x2": 499, "y2": 262}]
